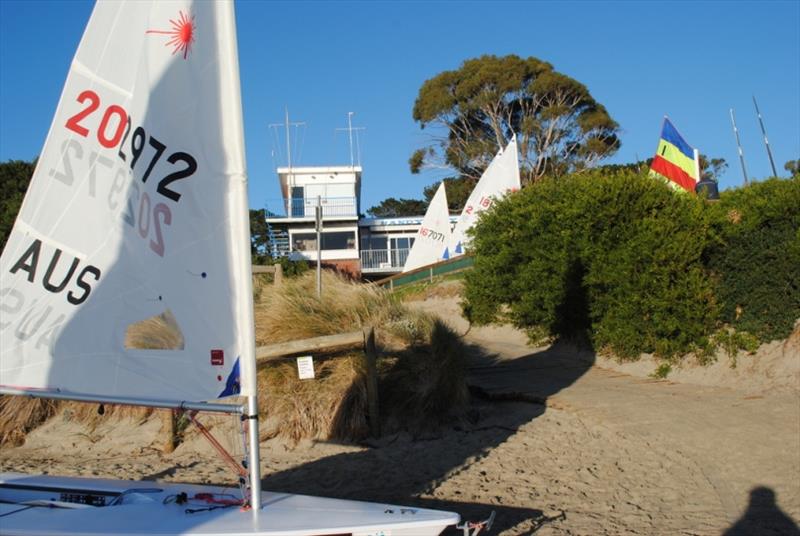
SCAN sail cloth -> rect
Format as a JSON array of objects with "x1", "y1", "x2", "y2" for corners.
[
  {"x1": 402, "y1": 182, "x2": 451, "y2": 273},
  {"x1": 0, "y1": 1, "x2": 257, "y2": 403},
  {"x1": 446, "y1": 136, "x2": 521, "y2": 258},
  {"x1": 649, "y1": 118, "x2": 699, "y2": 192}
]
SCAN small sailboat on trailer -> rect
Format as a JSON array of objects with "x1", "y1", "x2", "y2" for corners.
[{"x1": 0, "y1": 1, "x2": 478, "y2": 534}]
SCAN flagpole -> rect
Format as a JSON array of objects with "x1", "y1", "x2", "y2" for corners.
[
  {"x1": 729, "y1": 108, "x2": 749, "y2": 186},
  {"x1": 752, "y1": 96, "x2": 778, "y2": 177},
  {"x1": 693, "y1": 148, "x2": 701, "y2": 187}
]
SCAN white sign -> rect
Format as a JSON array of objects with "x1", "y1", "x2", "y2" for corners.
[{"x1": 296, "y1": 355, "x2": 315, "y2": 380}]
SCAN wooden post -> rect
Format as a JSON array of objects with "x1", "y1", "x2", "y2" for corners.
[
  {"x1": 362, "y1": 326, "x2": 380, "y2": 438},
  {"x1": 162, "y1": 409, "x2": 177, "y2": 453},
  {"x1": 273, "y1": 263, "x2": 283, "y2": 287}
]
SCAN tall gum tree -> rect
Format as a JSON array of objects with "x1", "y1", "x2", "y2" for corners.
[{"x1": 410, "y1": 55, "x2": 621, "y2": 185}]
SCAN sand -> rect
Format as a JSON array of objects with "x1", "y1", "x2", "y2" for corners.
[{"x1": 2, "y1": 290, "x2": 799, "y2": 535}]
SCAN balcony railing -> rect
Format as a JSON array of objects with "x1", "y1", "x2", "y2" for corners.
[
  {"x1": 360, "y1": 248, "x2": 410, "y2": 272},
  {"x1": 265, "y1": 197, "x2": 358, "y2": 219}
]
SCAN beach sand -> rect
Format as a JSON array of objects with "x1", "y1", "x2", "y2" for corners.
[{"x1": 2, "y1": 290, "x2": 799, "y2": 535}]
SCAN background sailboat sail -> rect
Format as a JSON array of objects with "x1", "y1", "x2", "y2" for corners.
[
  {"x1": 0, "y1": 0, "x2": 256, "y2": 404},
  {"x1": 402, "y1": 182, "x2": 451, "y2": 273},
  {"x1": 447, "y1": 136, "x2": 521, "y2": 257}
]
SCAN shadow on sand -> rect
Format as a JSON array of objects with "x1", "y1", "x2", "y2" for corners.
[
  {"x1": 261, "y1": 339, "x2": 595, "y2": 534},
  {"x1": 723, "y1": 487, "x2": 800, "y2": 536}
]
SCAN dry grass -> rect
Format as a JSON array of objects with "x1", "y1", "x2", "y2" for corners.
[
  {"x1": 2, "y1": 270, "x2": 469, "y2": 446},
  {"x1": 124, "y1": 310, "x2": 184, "y2": 350},
  {"x1": 253, "y1": 272, "x2": 469, "y2": 441},
  {"x1": 0, "y1": 396, "x2": 59, "y2": 446},
  {"x1": 254, "y1": 270, "x2": 431, "y2": 345},
  {"x1": 258, "y1": 355, "x2": 368, "y2": 443},
  {"x1": 380, "y1": 320, "x2": 469, "y2": 433}
]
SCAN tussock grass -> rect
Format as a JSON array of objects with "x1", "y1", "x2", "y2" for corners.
[
  {"x1": 380, "y1": 320, "x2": 469, "y2": 433},
  {"x1": 124, "y1": 310, "x2": 184, "y2": 350},
  {"x1": 255, "y1": 271, "x2": 468, "y2": 441},
  {"x1": 254, "y1": 271, "x2": 430, "y2": 345},
  {"x1": 2, "y1": 270, "x2": 469, "y2": 446},
  {"x1": 0, "y1": 397, "x2": 59, "y2": 446},
  {"x1": 258, "y1": 355, "x2": 369, "y2": 443}
]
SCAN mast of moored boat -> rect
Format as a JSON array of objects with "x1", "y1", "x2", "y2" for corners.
[{"x1": 221, "y1": 0, "x2": 262, "y2": 513}]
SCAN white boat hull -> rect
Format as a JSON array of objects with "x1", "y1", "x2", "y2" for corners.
[{"x1": 0, "y1": 473, "x2": 458, "y2": 536}]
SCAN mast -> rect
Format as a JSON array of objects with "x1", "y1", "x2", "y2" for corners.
[
  {"x1": 336, "y1": 112, "x2": 365, "y2": 168},
  {"x1": 222, "y1": 3, "x2": 262, "y2": 513},
  {"x1": 269, "y1": 110, "x2": 305, "y2": 215},
  {"x1": 347, "y1": 112, "x2": 354, "y2": 167},
  {"x1": 729, "y1": 108, "x2": 749, "y2": 186},
  {"x1": 752, "y1": 96, "x2": 778, "y2": 177},
  {"x1": 694, "y1": 148, "x2": 701, "y2": 186}
]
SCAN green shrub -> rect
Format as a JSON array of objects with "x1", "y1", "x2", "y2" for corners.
[
  {"x1": 464, "y1": 170, "x2": 717, "y2": 359},
  {"x1": 651, "y1": 363, "x2": 672, "y2": 379},
  {"x1": 706, "y1": 177, "x2": 800, "y2": 342}
]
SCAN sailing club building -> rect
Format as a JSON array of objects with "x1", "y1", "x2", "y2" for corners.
[{"x1": 264, "y1": 165, "x2": 451, "y2": 279}]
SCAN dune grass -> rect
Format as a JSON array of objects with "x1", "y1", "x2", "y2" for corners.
[
  {"x1": 255, "y1": 271, "x2": 468, "y2": 442},
  {"x1": 1, "y1": 270, "x2": 469, "y2": 446}
]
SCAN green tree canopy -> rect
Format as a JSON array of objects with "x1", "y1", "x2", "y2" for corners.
[
  {"x1": 411, "y1": 54, "x2": 620, "y2": 186},
  {"x1": 785, "y1": 159, "x2": 799, "y2": 178},
  {"x1": 698, "y1": 154, "x2": 728, "y2": 182},
  {"x1": 249, "y1": 208, "x2": 269, "y2": 264},
  {"x1": 423, "y1": 176, "x2": 476, "y2": 212},
  {"x1": 0, "y1": 159, "x2": 36, "y2": 252},
  {"x1": 366, "y1": 197, "x2": 428, "y2": 218}
]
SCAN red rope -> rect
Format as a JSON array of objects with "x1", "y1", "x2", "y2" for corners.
[{"x1": 185, "y1": 410, "x2": 248, "y2": 479}]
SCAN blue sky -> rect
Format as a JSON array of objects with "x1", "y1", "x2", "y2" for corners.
[{"x1": 1, "y1": 1, "x2": 798, "y2": 211}]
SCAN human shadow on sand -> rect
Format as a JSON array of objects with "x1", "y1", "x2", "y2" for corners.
[{"x1": 723, "y1": 487, "x2": 800, "y2": 536}]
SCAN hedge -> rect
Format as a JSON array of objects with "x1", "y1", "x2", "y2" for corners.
[
  {"x1": 707, "y1": 177, "x2": 800, "y2": 341},
  {"x1": 464, "y1": 171, "x2": 799, "y2": 359}
]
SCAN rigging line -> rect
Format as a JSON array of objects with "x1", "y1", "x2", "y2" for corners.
[
  {"x1": 272, "y1": 123, "x2": 285, "y2": 168},
  {"x1": 355, "y1": 129, "x2": 362, "y2": 167},
  {"x1": 185, "y1": 410, "x2": 248, "y2": 479},
  {"x1": 292, "y1": 123, "x2": 303, "y2": 166},
  {"x1": 0, "y1": 505, "x2": 36, "y2": 517},
  {"x1": 297, "y1": 123, "x2": 307, "y2": 165}
]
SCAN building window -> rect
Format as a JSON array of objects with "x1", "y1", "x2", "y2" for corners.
[
  {"x1": 292, "y1": 231, "x2": 356, "y2": 251},
  {"x1": 360, "y1": 235, "x2": 388, "y2": 251}
]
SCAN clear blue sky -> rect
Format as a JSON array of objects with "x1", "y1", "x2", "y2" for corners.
[{"x1": 1, "y1": 1, "x2": 798, "y2": 211}]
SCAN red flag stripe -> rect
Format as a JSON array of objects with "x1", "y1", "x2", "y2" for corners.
[{"x1": 651, "y1": 155, "x2": 697, "y2": 192}]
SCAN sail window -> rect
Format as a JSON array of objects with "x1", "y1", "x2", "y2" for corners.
[{"x1": 124, "y1": 309, "x2": 185, "y2": 350}]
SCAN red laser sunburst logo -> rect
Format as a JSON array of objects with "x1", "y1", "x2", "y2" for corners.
[{"x1": 146, "y1": 11, "x2": 196, "y2": 59}]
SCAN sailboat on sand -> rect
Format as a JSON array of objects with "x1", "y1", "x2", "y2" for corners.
[{"x1": 0, "y1": 2, "x2": 481, "y2": 534}]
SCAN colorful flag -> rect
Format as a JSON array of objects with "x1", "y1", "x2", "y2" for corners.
[{"x1": 650, "y1": 118, "x2": 699, "y2": 192}]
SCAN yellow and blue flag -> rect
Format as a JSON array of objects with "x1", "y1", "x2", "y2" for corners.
[{"x1": 650, "y1": 118, "x2": 698, "y2": 192}]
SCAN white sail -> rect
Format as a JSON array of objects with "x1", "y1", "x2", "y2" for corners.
[
  {"x1": 0, "y1": 0, "x2": 255, "y2": 403},
  {"x1": 402, "y1": 181, "x2": 451, "y2": 272},
  {"x1": 446, "y1": 135, "x2": 521, "y2": 258}
]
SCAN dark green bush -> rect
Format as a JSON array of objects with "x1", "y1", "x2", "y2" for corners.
[
  {"x1": 706, "y1": 177, "x2": 800, "y2": 342},
  {"x1": 464, "y1": 170, "x2": 718, "y2": 359}
]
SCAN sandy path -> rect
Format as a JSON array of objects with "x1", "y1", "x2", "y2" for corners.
[{"x1": 412, "y1": 295, "x2": 800, "y2": 535}]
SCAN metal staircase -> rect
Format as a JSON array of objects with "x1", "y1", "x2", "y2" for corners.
[{"x1": 266, "y1": 222, "x2": 290, "y2": 258}]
